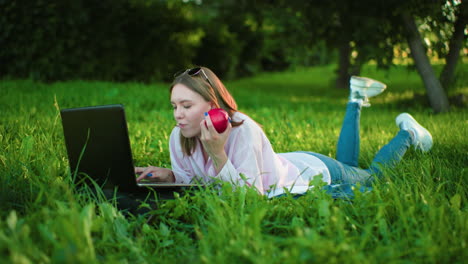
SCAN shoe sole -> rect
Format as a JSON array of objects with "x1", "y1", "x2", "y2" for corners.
[
  {"x1": 396, "y1": 113, "x2": 433, "y2": 152},
  {"x1": 350, "y1": 76, "x2": 387, "y2": 89},
  {"x1": 350, "y1": 76, "x2": 387, "y2": 98}
]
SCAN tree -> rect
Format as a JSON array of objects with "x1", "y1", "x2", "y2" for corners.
[
  {"x1": 280, "y1": 0, "x2": 457, "y2": 112},
  {"x1": 329, "y1": 0, "x2": 403, "y2": 89},
  {"x1": 396, "y1": 0, "x2": 456, "y2": 112},
  {"x1": 439, "y1": 1, "x2": 467, "y2": 88},
  {"x1": 272, "y1": 0, "x2": 406, "y2": 89},
  {"x1": 0, "y1": 0, "x2": 200, "y2": 82},
  {"x1": 185, "y1": 0, "x2": 275, "y2": 79},
  {"x1": 401, "y1": 11, "x2": 450, "y2": 113}
]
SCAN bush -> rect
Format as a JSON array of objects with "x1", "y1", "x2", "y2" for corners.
[
  {"x1": 0, "y1": 0, "x2": 199, "y2": 82},
  {"x1": 1, "y1": 0, "x2": 335, "y2": 82}
]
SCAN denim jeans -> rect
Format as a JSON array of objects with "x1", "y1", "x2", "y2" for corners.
[{"x1": 304, "y1": 103, "x2": 412, "y2": 197}]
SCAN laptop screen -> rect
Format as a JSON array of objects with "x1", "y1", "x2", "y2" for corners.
[{"x1": 60, "y1": 104, "x2": 143, "y2": 193}]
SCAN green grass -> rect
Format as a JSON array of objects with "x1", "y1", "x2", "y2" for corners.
[{"x1": 0, "y1": 64, "x2": 467, "y2": 263}]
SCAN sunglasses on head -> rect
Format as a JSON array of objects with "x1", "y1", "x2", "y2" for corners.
[{"x1": 174, "y1": 67, "x2": 214, "y2": 87}]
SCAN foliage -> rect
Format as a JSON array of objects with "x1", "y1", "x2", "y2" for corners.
[
  {"x1": 0, "y1": 0, "x2": 198, "y2": 82},
  {"x1": 0, "y1": 65, "x2": 467, "y2": 263},
  {"x1": 1, "y1": 0, "x2": 464, "y2": 83}
]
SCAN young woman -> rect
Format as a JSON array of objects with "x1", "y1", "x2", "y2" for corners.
[{"x1": 135, "y1": 67, "x2": 433, "y2": 198}]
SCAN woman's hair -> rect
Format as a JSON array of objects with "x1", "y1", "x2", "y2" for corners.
[{"x1": 170, "y1": 66, "x2": 244, "y2": 156}]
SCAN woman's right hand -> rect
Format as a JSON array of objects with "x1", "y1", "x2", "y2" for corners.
[{"x1": 135, "y1": 166, "x2": 175, "y2": 183}]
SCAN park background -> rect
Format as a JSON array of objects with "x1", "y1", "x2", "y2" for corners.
[{"x1": 1, "y1": 0, "x2": 467, "y2": 263}]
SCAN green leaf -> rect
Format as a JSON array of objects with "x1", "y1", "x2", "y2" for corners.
[
  {"x1": 7, "y1": 210, "x2": 17, "y2": 231},
  {"x1": 20, "y1": 136, "x2": 34, "y2": 158},
  {"x1": 159, "y1": 222, "x2": 170, "y2": 237},
  {"x1": 450, "y1": 194, "x2": 461, "y2": 210},
  {"x1": 318, "y1": 200, "x2": 330, "y2": 218}
]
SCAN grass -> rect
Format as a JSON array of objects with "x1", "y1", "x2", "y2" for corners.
[{"x1": 0, "y1": 64, "x2": 467, "y2": 263}]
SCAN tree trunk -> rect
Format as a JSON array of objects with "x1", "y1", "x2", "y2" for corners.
[
  {"x1": 440, "y1": 3, "x2": 467, "y2": 88},
  {"x1": 350, "y1": 50, "x2": 363, "y2": 77},
  {"x1": 336, "y1": 38, "x2": 352, "y2": 89},
  {"x1": 402, "y1": 12, "x2": 450, "y2": 113}
]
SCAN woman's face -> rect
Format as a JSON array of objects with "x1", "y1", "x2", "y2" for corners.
[{"x1": 171, "y1": 83, "x2": 212, "y2": 138}]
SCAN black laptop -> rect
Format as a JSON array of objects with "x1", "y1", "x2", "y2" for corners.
[{"x1": 60, "y1": 104, "x2": 199, "y2": 195}]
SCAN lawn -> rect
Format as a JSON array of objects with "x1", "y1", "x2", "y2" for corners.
[{"x1": 0, "y1": 64, "x2": 466, "y2": 263}]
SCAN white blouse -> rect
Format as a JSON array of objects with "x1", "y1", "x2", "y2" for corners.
[{"x1": 169, "y1": 112, "x2": 331, "y2": 198}]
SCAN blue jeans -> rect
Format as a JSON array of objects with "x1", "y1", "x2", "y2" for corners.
[{"x1": 305, "y1": 103, "x2": 412, "y2": 198}]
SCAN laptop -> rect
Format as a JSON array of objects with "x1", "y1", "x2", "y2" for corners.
[{"x1": 60, "y1": 104, "x2": 200, "y2": 195}]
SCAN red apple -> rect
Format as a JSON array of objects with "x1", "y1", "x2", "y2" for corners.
[{"x1": 207, "y1": 108, "x2": 229, "y2": 133}]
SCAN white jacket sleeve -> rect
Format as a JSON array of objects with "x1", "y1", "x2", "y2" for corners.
[{"x1": 214, "y1": 118, "x2": 267, "y2": 194}]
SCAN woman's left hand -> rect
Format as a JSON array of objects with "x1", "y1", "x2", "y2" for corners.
[{"x1": 199, "y1": 113, "x2": 232, "y2": 171}]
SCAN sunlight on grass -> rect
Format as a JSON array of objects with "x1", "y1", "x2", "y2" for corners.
[{"x1": 0, "y1": 65, "x2": 466, "y2": 263}]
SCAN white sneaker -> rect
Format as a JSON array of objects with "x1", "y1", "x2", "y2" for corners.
[
  {"x1": 396, "y1": 113, "x2": 433, "y2": 152},
  {"x1": 349, "y1": 76, "x2": 387, "y2": 107}
]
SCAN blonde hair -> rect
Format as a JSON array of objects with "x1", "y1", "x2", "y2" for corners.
[{"x1": 170, "y1": 66, "x2": 244, "y2": 156}]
